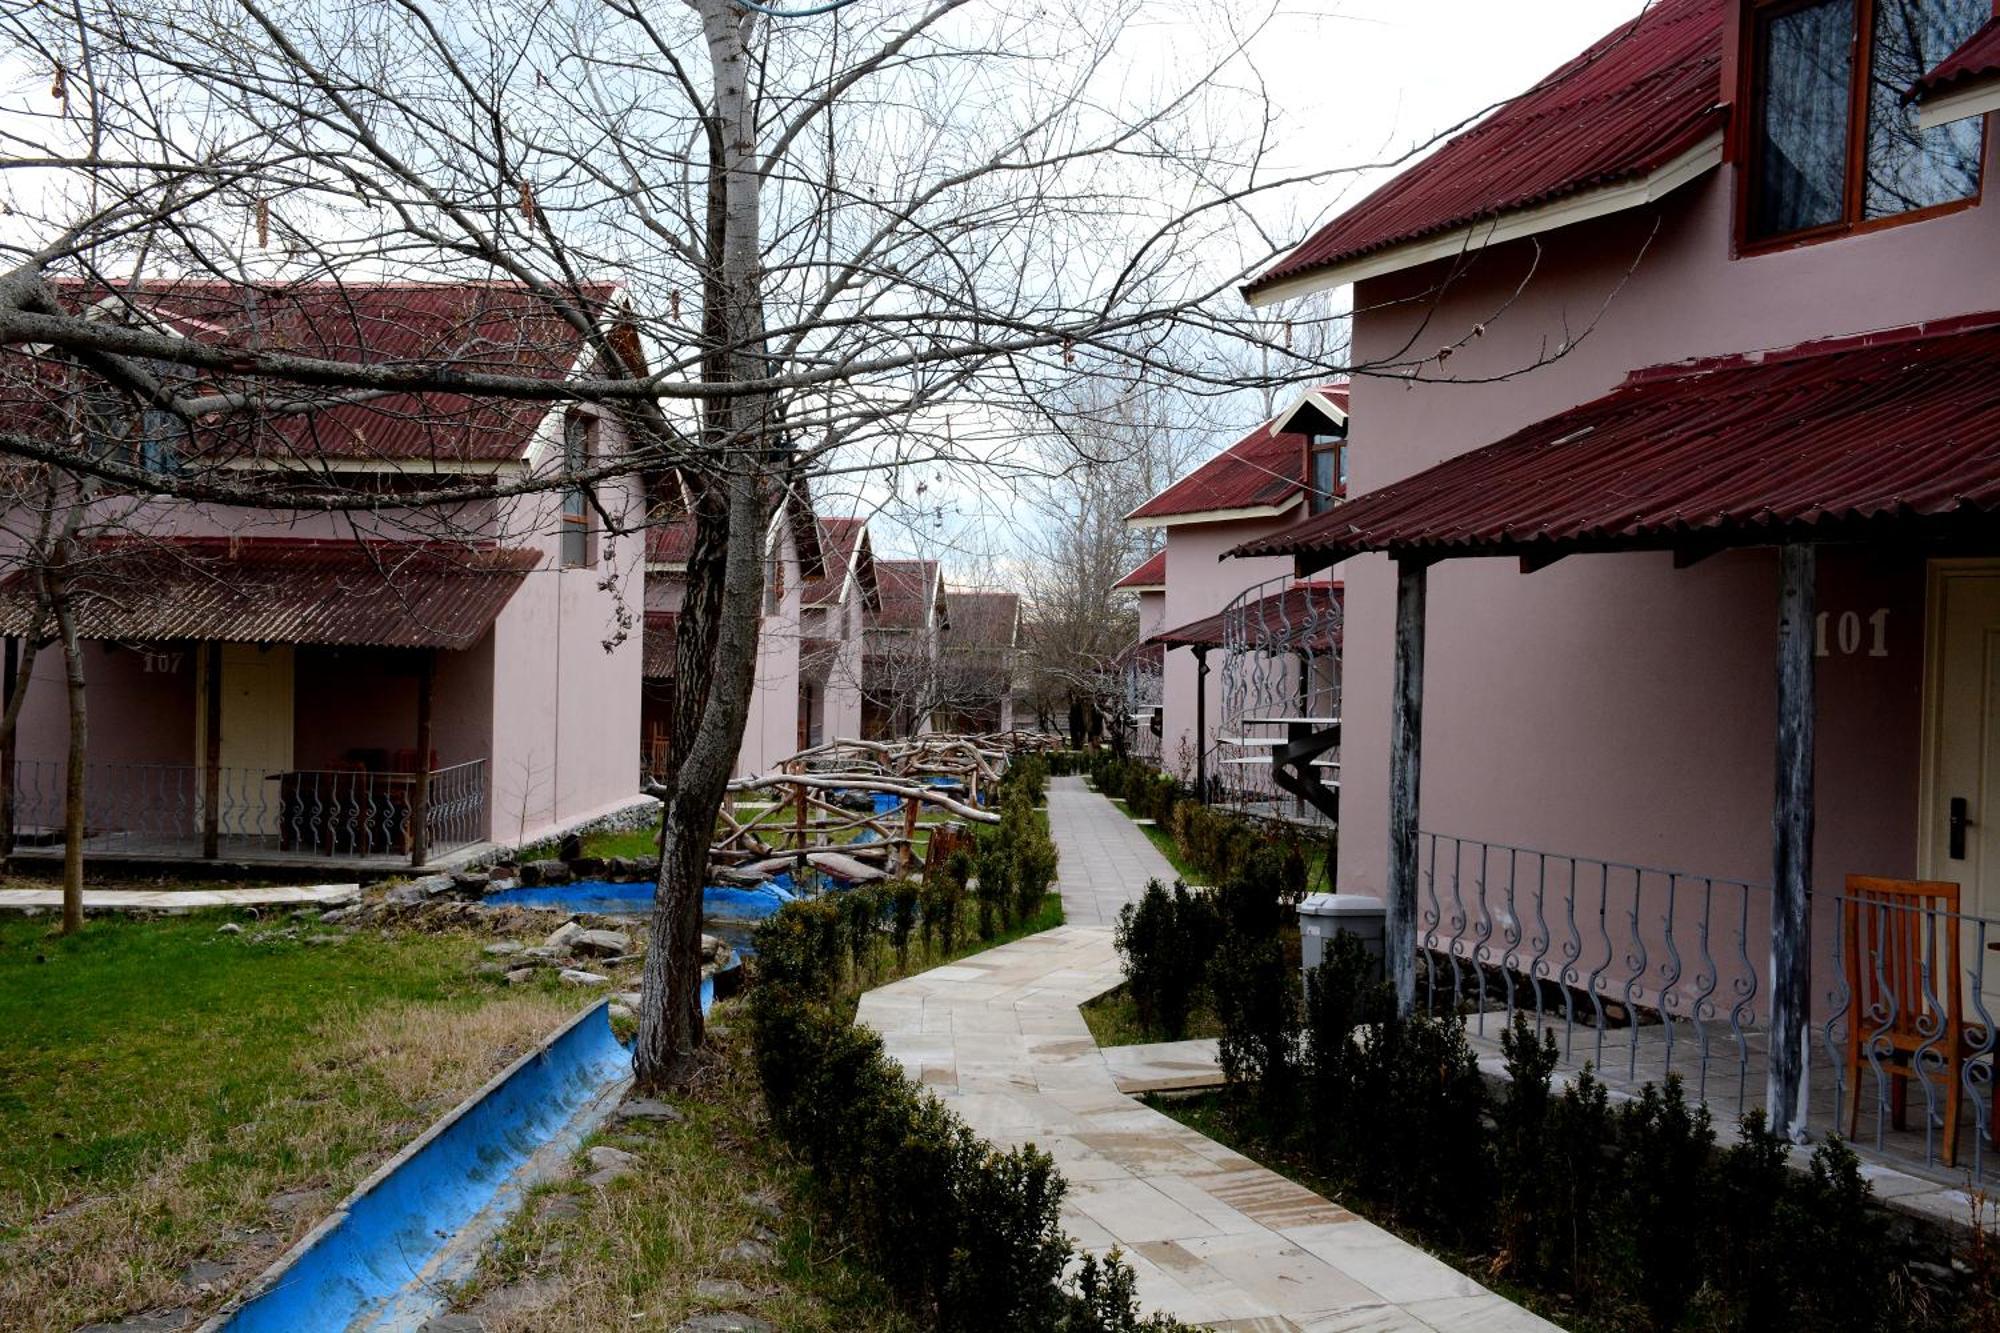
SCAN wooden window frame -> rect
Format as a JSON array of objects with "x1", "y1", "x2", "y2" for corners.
[
  {"x1": 1736, "y1": 0, "x2": 1991, "y2": 256},
  {"x1": 1305, "y1": 434, "x2": 1347, "y2": 516}
]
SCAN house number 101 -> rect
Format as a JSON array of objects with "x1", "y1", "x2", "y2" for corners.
[{"x1": 1815, "y1": 609, "x2": 1889, "y2": 659}]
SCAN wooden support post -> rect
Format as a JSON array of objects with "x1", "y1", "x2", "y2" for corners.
[
  {"x1": 1194, "y1": 645, "x2": 1210, "y2": 801},
  {"x1": 1387, "y1": 558, "x2": 1428, "y2": 1018},
  {"x1": 902, "y1": 794, "x2": 920, "y2": 874},
  {"x1": 202, "y1": 642, "x2": 223, "y2": 861},
  {"x1": 1, "y1": 636, "x2": 16, "y2": 859},
  {"x1": 409, "y1": 651, "x2": 435, "y2": 868},
  {"x1": 1768, "y1": 542, "x2": 1816, "y2": 1141}
]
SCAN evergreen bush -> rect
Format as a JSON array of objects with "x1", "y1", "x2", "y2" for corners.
[{"x1": 1113, "y1": 879, "x2": 1219, "y2": 1040}]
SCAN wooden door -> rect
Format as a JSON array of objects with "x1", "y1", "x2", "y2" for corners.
[
  {"x1": 195, "y1": 643, "x2": 296, "y2": 837},
  {"x1": 1923, "y1": 562, "x2": 2000, "y2": 1009}
]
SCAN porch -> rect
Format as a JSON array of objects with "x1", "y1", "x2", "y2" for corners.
[{"x1": 0, "y1": 538, "x2": 528, "y2": 870}]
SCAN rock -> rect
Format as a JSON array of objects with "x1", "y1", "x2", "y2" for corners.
[
  {"x1": 320, "y1": 906, "x2": 360, "y2": 925},
  {"x1": 534, "y1": 1192, "x2": 583, "y2": 1222},
  {"x1": 692, "y1": 1278, "x2": 760, "y2": 1306},
  {"x1": 303, "y1": 933, "x2": 343, "y2": 946},
  {"x1": 520, "y1": 859, "x2": 572, "y2": 888},
  {"x1": 720, "y1": 1238, "x2": 776, "y2": 1269},
  {"x1": 632, "y1": 854, "x2": 661, "y2": 877},
  {"x1": 700, "y1": 932, "x2": 725, "y2": 956},
  {"x1": 522, "y1": 945, "x2": 566, "y2": 962},
  {"x1": 215, "y1": 922, "x2": 243, "y2": 935},
  {"x1": 474, "y1": 962, "x2": 511, "y2": 978},
  {"x1": 739, "y1": 1189, "x2": 782, "y2": 1220},
  {"x1": 504, "y1": 967, "x2": 539, "y2": 986},
  {"x1": 471, "y1": 1277, "x2": 558, "y2": 1317},
  {"x1": 616, "y1": 990, "x2": 642, "y2": 1007},
  {"x1": 675, "y1": 1313, "x2": 774, "y2": 1333},
  {"x1": 571, "y1": 928, "x2": 631, "y2": 958},
  {"x1": 617, "y1": 1098, "x2": 684, "y2": 1124},
  {"x1": 482, "y1": 941, "x2": 522, "y2": 957},
  {"x1": 586, "y1": 1145, "x2": 636, "y2": 1174},
  {"x1": 268, "y1": 1188, "x2": 323, "y2": 1218},
  {"x1": 177, "y1": 1259, "x2": 232, "y2": 1291},
  {"x1": 450, "y1": 871, "x2": 491, "y2": 895},
  {"x1": 570, "y1": 855, "x2": 606, "y2": 877},
  {"x1": 384, "y1": 882, "x2": 426, "y2": 905},
  {"x1": 559, "y1": 969, "x2": 609, "y2": 987},
  {"x1": 559, "y1": 832, "x2": 585, "y2": 861},
  {"x1": 608, "y1": 1003, "x2": 634, "y2": 1022},
  {"x1": 406, "y1": 873, "x2": 456, "y2": 899},
  {"x1": 544, "y1": 920, "x2": 584, "y2": 949}
]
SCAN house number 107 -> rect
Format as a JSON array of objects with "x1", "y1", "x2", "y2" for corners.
[{"x1": 1815, "y1": 609, "x2": 1889, "y2": 659}]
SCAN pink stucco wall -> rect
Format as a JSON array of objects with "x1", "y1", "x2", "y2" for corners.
[
  {"x1": 822, "y1": 593, "x2": 866, "y2": 745},
  {"x1": 1136, "y1": 588, "x2": 1166, "y2": 642},
  {"x1": 1157, "y1": 517, "x2": 1297, "y2": 779},
  {"x1": 735, "y1": 518, "x2": 803, "y2": 777},
  {"x1": 1335, "y1": 139, "x2": 2000, "y2": 901}
]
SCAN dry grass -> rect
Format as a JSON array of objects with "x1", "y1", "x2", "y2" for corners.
[
  {"x1": 452, "y1": 1010, "x2": 913, "y2": 1333},
  {"x1": 0, "y1": 925, "x2": 578, "y2": 1333}
]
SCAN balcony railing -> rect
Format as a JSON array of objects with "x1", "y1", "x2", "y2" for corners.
[
  {"x1": 1417, "y1": 831, "x2": 2000, "y2": 1185},
  {"x1": 7, "y1": 758, "x2": 487, "y2": 863}
]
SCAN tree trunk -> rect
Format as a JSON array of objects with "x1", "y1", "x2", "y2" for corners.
[
  {"x1": 49, "y1": 558, "x2": 86, "y2": 935},
  {"x1": 634, "y1": 0, "x2": 775, "y2": 1090}
]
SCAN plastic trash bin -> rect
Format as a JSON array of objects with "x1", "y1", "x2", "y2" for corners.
[{"x1": 1298, "y1": 892, "x2": 1387, "y2": 981}]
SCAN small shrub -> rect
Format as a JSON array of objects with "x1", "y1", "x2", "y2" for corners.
[
  {"x1": 1210, "y1": 928, "x2": 1300, "y2": 1126},
  {"x1": 1618, "y1": 1074, "x2": 1714, "y2": 1328},
  {"x1": 922, "y1": 849, "x2": 971, "y2": 953},
  {"x1": 890, "y1": 879, "x2": 919, "y2": 967},
  {"x1": 839, "y1": 884, "x2": 884, "y2": 978},
  {"x1": 1303, "y1": 930, "x2": 1387, "y2": 1163},
  {"x1": 1012, "y1": 819, "x2": 1059, "y2": 924},
  {"x1": 1495, "y1": 1014, "x2": 1560, "y2": 1281},
  {"x1": 1547, "y1": 1063, "x2": 1618, "y2": 1306},
  {"x1": 973, "y1": 834, "x2": 1013, "y2": 939},
  {"x1": 1113, "y1": 880, "x2": 1219, "y2": 1040},
  {"x1": 1787, "y1": 1135, "x2": 1892, "y2": 1333},
  {"x1": 750, "y1": 895, "x2": 844, "y2": 1000}
]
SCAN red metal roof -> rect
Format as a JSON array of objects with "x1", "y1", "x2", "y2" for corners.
[
  {"x1": 1151, "y1": 582, "x2": 1343, "y2": 653},
  {"x1": 1917, "y1": 15, "x2": 2000, "y2": 97},
  {"x1": 1247, "y1": 0, "x2": 1725, "y2": 297},
  {"x1": 646, "y1": 517, "x2": 696, "y2": 566},
  {"x1": 643, "y1": 611, "x2": 679, "y2": 679},
  {"x1": 1114, "y1": 550, "x2": 1167, "y2": 590},
  {"x1": 1128, "y1": 420, "x2": 1308, "y2": 522},
  {"x1": 1236, "y1": 314, "x2": 2000, "y2": 567},
  {"x1": 871, "y1": 559, "x2": 941, "y2": 631},
  {"x1": 943, "y1": 590, "x2": 1019, "y2": 650},
  {"x1": 800, "y1": 517, "x2": 868, "y2": 606},
  {"x1": 0, "y1": 537, "x2": 539, "y2": 649},
  {"x1": 34, "y1": 279, "x2": 621, "y2": 464}
]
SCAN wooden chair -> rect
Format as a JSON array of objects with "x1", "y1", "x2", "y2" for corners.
[{"x1": 1842, "y1": 875, "x2": 1966, "y2": 1165}]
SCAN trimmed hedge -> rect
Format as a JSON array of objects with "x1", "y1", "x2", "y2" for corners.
[{"x1": 749, "y1": 901, "x2": 1197, "y2": 1332}]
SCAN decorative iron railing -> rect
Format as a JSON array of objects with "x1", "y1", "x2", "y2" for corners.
[
  {"x1": 1416, "y1": 831, "x2": 2000, "y2": 1184},
  {"x1": 8, "y1": 758, "x2": 487, "y2": 861},
  {"x1": 1212, "y1": 574, "x2": 1341, "y2": 825}
]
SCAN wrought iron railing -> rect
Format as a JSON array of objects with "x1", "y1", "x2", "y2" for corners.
[
  {"x1": 1415, "y1": 831, "x2": 2000, "y2": 1184},
  {"x1": 8, "y1": 758, "x2": 486, "y2": 860},
  {"x1": 1210, "y1": 573, "x2": 1341, "y2": 825}
]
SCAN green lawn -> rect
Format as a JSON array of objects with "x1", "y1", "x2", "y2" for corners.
[
  {"x1": 0, "y1": 910, "x2": 584, "y2": 1330},
  {"x1": 1080, "y1": 981, "x2": 1223, "y2": 1048}
]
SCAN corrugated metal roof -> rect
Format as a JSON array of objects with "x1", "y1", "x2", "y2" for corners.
[
  {"x1": 1114, "y1": 550, "x2": 1167, "y2": 590},
  {"x1": 41, "y1": 279, "x2": 619, "y2": 464},
  {"x1": 1235, "y1": 314, "x2": 2000, "y2": 567},
  {"x1": 1128, "y1": 420, "x2": 1308, "y2": 521},
  {"x1": 801, "y1": 517, "x2": 868, "y2": 606},
  {"x1": 1917, "y1": 15, "x2": 2000, "y2": 97},
  {"x1": 1247, "y1": 0, "x2": 1724, "y2": 297},
  {"x1": 943, "y1": 590, "x2": 1019, "y2": 650},
  {"x1": 1150, "y1": 583, "x2": 1343, "y2": 652},
  {"x1": 871, "y1": 559, "x2": 941, "y2": 630},
  {"x1": 0, "y1": 537, "x2": 539, "y2": 649},
  {"x1": 646, "y1": 517, "x2": 697, "y2": 566},
  {"x1": 643, "y1": 610, "x2": 679, "y2": 679}
]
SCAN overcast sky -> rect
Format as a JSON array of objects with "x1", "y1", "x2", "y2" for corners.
[{"x1": 878, "y1": 0, "x2": 1651, "y2": 572}]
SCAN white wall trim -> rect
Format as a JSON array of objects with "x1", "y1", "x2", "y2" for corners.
[
  {"x1": 1127, "y1": 493, "x2": 1303, "y2": 530},
  {"x1": 215, "y1": 456, "x2": 522, "y2": 475},
  {"x1": 1920, "y1": 81, "x2": 2000, "y2": 131},
  {"x1": 1272, "y1": 387, "x2": 1348, "y2": 435},
  {"x1": 1245, "y1": 132, "x2": 1725, "y2": 308}
]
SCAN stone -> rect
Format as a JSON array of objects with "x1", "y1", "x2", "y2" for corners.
[
  {"x1": 535, "y1": 1192, "x2": 584, "y2": 1222},
  {"x1": 558, "y1": 832, "x2": 585, "y2": 861},
  {"x1": 632, "y1": 854, "x2": 662, "y2": 877},
  {"x1": 384, "y1": 883, "x2": 425, "y2": 905},
  {"x1": 407, "y1": 873, "x2": 456, "y2": 899},
  {"x1": 587, "y1": 1144, "x2": 636, "y2": 1171},
  {"x1": 471, "y1": 1277, "x2": 558, "y2": 1317},
  {"x1": 176, "y1": 1259, "x2": 232, "y2": 1290},
  {"x1": 504, "y1": 967, "x2": 538, "y2": 986},
  {"x1": 522, "y1": 946, "x2": 566, "y2": 962},
  {"x1": 720, "y1": 1238, "x2": 776, "y2": 1269},
  {"x1": 319, "y1": 906, "x2": 360, "y2": 925},
  {"x1": 450, "y1": 871, "x2": 491, "y2": 894},
  {"x1": 543, "y1": 920, "x2": 583, "y2": 949},
  {"x1": 520, "y1": 859, "x2": 572, "y2": 888},
  {"x1": 739, "y1": 1188, "x2": 781, "y2": 1220},
  {"x1": 700, "y1": 932, "x2": 725, "y2": 956},
  {"x1": 571, "y1": 928, "x2": 631, "y2": 958},
  {"x1": 267, "y1": 1188, "x2": 322, "y2": 1217},
  {"x1": 608, "y1": 1003, "x2": 634, "y2": 1022},
  {"x1": 617, "y1": 990, "x2": 642, "y2": 1007},
  {"x1": 215, "y1": 922, "x2": 242, "y2": 935},
  {"x1": 617, "y1": 1098, "x2": 684, "y2": 1124},
  {"x1": 674, "y1": 1314, "x2": 774, "y2": 1333},
  {"x1": 559, "y1": 969, "x2": 609, "y2": 986},
  {"x1": 482, "y1": 941, "x2": 522, "y2": 957},
  {"x1": 692, "y1": 1277, "x2": 760, "y2": 1306},
  {"x1": 474, "y1": 962, "x2": 511, "y2": 978},
  {"x1": 570, "y1": 855, "x2": 606, "y2": 877}
]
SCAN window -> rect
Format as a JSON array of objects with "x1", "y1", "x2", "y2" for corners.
[
  {"x1": 1747, "y1": 0, "x2": 1987, "y2": 246},
  {"x1": 80, "y1": 369, "x2": 186, "y2": 475},
  {"x1": 560, "y1": 412, "x2": 593, "y2": 568},
  {"x1": 1307, "y1": 434, "x2": 1347, "y2": 516}
]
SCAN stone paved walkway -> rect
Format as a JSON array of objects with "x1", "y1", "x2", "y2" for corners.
[{"x1": 855, "y1": 777, "x2": 1551, "y2": 1332}]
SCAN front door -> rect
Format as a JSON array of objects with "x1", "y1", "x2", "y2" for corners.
[
  {"x1": 1923, "y1": 563, "x2": 2000, "y2": 1005},
  {"x1": 195, "y1": 643, "x2": 296, "y2": 838}
]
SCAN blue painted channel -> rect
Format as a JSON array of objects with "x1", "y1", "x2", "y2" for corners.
[{"x1": 217, "y1": 1003, "x2": 632, "y2": 1333}]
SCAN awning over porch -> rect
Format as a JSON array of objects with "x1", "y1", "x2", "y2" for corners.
[
  {"x1": 1150, "y1": 582, "x2": 1343, "y2": 652},
  {"x1": 643, "y1": 610, "x2": 679, "y2": 680},
  {"x1": 0, "y1": 536, "x2": 539, "y2": 649},
  {"x1": 1236, "y1": 315, "x2": 2000, "y2": 571}
]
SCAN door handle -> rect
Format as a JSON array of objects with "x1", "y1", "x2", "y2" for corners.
[{"x1": 1951, "y1": 796, "x2": 1970, "y2": 861}]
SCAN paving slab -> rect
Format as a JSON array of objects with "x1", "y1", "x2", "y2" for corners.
[
  {"x1": 0, "y1": 883, "x2": 360, "y2": 911},
  {"x1": 852, "y1": 778, "x2": 1553, "y2": 1330}
]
